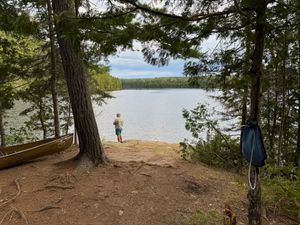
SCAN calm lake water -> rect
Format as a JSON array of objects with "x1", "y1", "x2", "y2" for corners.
[
  {"x1": 94, "y1": 89, "x2": 224, "y2": 143},
  {"x1": 7, "y1": 89, "x2": 228, "y2": 144}
]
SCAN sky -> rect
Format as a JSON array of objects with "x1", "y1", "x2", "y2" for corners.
[
  {"x1": 107, "y1": 50, "x2": 185, "y2": 79},
  {"x1": 107, "y1": 36, "x2": 218, "y2": 79},
  {"x1": 90, "y1": 0, "x2": 219, "y2": 79}
]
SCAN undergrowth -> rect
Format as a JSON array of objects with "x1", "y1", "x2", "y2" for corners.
[
  {"x1": 261, "y1": 165, "x2": 300, "y2": 222},
  {"x1": 183, "y1": 210, "x2": 223, "y2": 225}
]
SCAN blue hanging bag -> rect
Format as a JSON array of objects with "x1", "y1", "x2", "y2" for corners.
[{"x1": 241, "y1": 120, "x2": 267, "y2": 167}]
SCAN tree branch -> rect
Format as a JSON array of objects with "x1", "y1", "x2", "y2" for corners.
[
  {"x1": 75, "y1": 7, "x2": 137, "y2": 20},
  {"x1": 120, "y1": 0, "x2": 236, "y2": 21}
]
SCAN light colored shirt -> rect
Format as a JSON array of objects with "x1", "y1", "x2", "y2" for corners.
[{"x1": 113, "y1": 118, "x2": 124, "y2": 129}]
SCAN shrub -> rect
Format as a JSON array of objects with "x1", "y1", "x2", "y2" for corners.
[
  {"x1": 181, "y1": 103, "x2": 240, "y2": 169},
  {"x1": 262, "y1": 165, "x2": 300, "y2": 221}
]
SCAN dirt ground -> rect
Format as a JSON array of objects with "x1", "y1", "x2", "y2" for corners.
[{"x1": 0, "y1": 140, "x2": 296, "y2": 225}]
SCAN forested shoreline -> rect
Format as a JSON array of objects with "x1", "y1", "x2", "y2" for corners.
[{"x1": 121, "y1": 76, "x2": 218, "y2": 89}]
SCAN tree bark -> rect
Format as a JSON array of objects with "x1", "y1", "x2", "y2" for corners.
[
  {"x1": 248, "y1": 2, "x2": 267, "y2": 225},
  {"x1": 240, "y1": 23, "x2": 251, "y2": 167},
  {"x1": 51, "y1": 0, "x2": 107, "y2": 166},
  {"x1": 46, "y1": 0, "x2": 60, "y2": 138},
  {"x1": 240, "y1": 88, "x2": 247, "y2": 167},
  {"x1": 270, "y1": 67, "x2": 278, "y2": 159},
  {"x1": 295, "y1": 0, "x2": 300, "y2": 167},
  {"x1": 296, "y1": 94, "x2": 300, "y2": 166},
  {"x1": 0, "y1": 109, "x2": 5, "y2": 148},
  {"x1": 38, "y1": 100, "x2": 47, "y2": 139}
]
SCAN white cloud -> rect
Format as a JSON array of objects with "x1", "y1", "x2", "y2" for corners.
[{"x1": 109, "y1": 51, "x2": 146, "y2": 67}]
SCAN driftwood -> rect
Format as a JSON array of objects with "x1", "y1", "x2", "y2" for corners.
[{"x1": 0, "y1": 178, "x2": 21, "y2": 208}]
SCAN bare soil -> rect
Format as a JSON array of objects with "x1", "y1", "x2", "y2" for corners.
[{"x1": 0, "y1": 140, "x2": 295, "y2": 225}]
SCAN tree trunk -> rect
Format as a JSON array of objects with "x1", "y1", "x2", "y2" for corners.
[
  {"x1": 51, "y1": 0, "x2": 107, "y2": 166},
  {"x1": 65, "y1": 100, "x2": 72, "y2": 135},
  {"x1": 295, "y1": 0, "x2": 300, "y2": 167},
  {"x1": 240, "y1": 24, "x2": 251, "y2": 167},
  {"x1": 248, "y1": 2, "x2": 267, "y2": 225},
  {"x1": 296, "y1": 93, "x2": 300, "y2": 166},
  {"x1": 240, "y1": 91, "x2": 247, "y2": 167},
  {"x1": 270, "y1": 66, "x2": 278, "y2": 160},
  {"x1": 38, "y1": 101, "x2": 47, "y2": 139},
  {"x1": 0, "y1": 109, "x2": 5, "y2": 148},
  {"x1": 46, "y1": 0, "x2": 60, "y2": 138}
]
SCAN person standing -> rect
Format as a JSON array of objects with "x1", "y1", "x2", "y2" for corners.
[{"x1": 113, "y1": 113, "x2": 124, "y2": 143}]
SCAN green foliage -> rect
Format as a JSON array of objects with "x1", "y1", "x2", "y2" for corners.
[
  {"x1": 182, "y1": 104, "x2": 219, "y2": 139},
  {"x1": 0, "y1": 84, "x2": 15, "y2": 111},
  {"x1": 0, "y1": 1, "x2": 38, "y2": 34},
  {"x1": 6, "y1": 127, "x2": 38, "y2": 145},
  {"x1": 262, "y1": 165, "x2": 300, "y2": 221},
  {"x1": 180, "y1": 134, "x2": 239, "y2": 169},
  {"x1": 18, "y1": 78, "x2": 54, "y2": 138},
  {"x1": 180, "y1": 104, "x2": 240, "y2": 169},
  {"x1": 121, "y1": 76, "x2": 220, "y2": 89},
  {"x1": 121, "y1": 77, "x2": 191, "y2": 89},
  {"x1": 88, "y1": 65, "x2": 122, "y2": 92},
  {"x1": 183, "y1": 209, "x2": 223, "y2": 225}
]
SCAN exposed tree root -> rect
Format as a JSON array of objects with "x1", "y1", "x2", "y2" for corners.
[
  {"x1": 0, "y1": 206, "x2": 28, "y2": 225},
  {"x1": 33, "y1": 205, "x2": 61, "y2": 213},
  {"x1": 139, "y1": 172, "x2": 152, "y2": 177},
  {"x1": 0, "y1": 178, "x2": 21, "y2": 208},
  {"x1": 45, "y1": 185, "x2": 74, "y2": 190}
]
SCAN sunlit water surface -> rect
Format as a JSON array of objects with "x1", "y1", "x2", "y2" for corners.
[{"x1": 8, "y1": 89, "x2": 232, "y2": 143}]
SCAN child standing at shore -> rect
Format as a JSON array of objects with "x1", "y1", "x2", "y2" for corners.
[{"x1": 113, "y1": 113, "x2": 124, "y2": 143}]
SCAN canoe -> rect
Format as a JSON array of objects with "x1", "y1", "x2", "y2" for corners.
[{"x1": 0, "y1": 134, "x2": 73, "y2": 169}]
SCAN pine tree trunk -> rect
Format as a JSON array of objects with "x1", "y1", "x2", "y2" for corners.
[
  {"x1": 248, "y1": 2, "x2": 267, "y2": 225},
  {"x1": 270, "y1": 64, "x2": 278, "y2": 159},
  {"x1": 38, "y1": 101, "x2": 47, "y2": 139},
  {"x1": 295, "y1": 0, "x2": 300, "y2": 166},
  {"x1": 296, "y1": 95, "x2": 300, "y2": 166},
  {"x1": 0, "y1": 109, "x2": 5, "y2": 148},
  {"x1": 51, "y1": 0, "x2": 107, "y2": 166},
  {"x1": 65, "y1": 100, "x2": 72, "y2": 135},
  {"x1": 46, "y1": 0, "x2": 60, "y2": 138},
  {"x1": 240, "y1": 24, "x2": 251, "y2": 167},
  {"x1": 240, "y1": 87, "x2": 247, "y2": 167}
]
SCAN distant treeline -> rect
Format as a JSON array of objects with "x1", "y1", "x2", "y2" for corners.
[
  {"x1": 89, "y1": 66, "x2": 122, "y2": 92},
  {"x1": 121, "y1": 76, "x2": 218, "y2": 89}
]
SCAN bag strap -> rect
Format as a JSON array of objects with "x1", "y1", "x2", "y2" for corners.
[{"x1": 248, "y1": 128, "x2": 258, "y2": 190}]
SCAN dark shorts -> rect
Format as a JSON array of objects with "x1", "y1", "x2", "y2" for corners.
[{"x1": 115, "y1": 128, "x2": 122, "y2": 135}]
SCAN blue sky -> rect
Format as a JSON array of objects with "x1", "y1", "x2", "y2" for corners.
[{"x1": 108, "y1": 36, "x2": 218, "y2": 79}]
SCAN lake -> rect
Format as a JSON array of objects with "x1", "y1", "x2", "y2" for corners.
[
  {"x1": 7, "y1": 89, "x2": 228, "y2": 144},
  {"x1": 94, "y1": 89, "x2": 225, "y2": 143}
]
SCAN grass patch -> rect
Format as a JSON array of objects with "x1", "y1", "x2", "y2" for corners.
[{"x1": 183, "y1": 209, "x2": 223, "y2": 225}]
